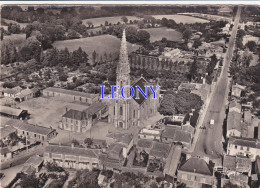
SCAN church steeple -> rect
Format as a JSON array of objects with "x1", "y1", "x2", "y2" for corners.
[{"x1": 117, "y1": 29, "x2": 130, "y2": 88}]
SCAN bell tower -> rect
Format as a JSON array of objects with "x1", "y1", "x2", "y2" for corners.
[{"x1": 109, "y1": 29, "x2": 132, "y2": 129}]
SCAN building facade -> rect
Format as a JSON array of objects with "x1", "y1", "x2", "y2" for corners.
[
  {"x1": 44, "y1": 144, "x2": 100, "y2": 170},
  {"x1": 108, "y1": 30, "x2": 159, "y2": 129}
]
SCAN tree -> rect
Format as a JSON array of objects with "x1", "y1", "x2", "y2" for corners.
[
  {"x1": 121, "y1": 16, "x2": 128, "y2": 23},
  {"x1": 246, "y1": 41, "x2": 257, "y2": 52},
  {"x1": 105, "y1": 20, "x2": 109, "y2": 26},
  {"x1": 92, "y1": 50, "x2": 97, "y2": 65},
  {"x1": 67, "y1": 29, "x2": 80, "y2": 39},
  {"x1": 188, "y1": 59, "x2": 198, "y2": 81},
  {"x1": 84, "y1": 138, "x2": 93, "y2": 146},
  {"x1": 19, "y1": 36, "x2": 42, "y2": 62},
  {"x1": 19, "y1": 173, "x2": 40, "y2": 188},
  {"x1": 158, "y1": 90, "x2": 203, "y2": 115},
  {"x1": 71, "y1": 139, "x2": 80, "y2": 146},
  {"x1": 183, "y1": 28, "x2": 192, "y2": 41},
  {"x1": 137, "y1": 30, "x2": 150, "y2": 44},
  {"x1": 86, "y1": 21, "x2": 93, "y2": 28},
  {"x1": 137, "y1": 20, "x2": 145, "y2": 29}
]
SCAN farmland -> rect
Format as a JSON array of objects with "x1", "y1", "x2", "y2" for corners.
[
  {"x1": 83, "y1": 16, "x2": 141, "y2": 27},
  {"x1": 53, "y1": 35, "x2": 141, "y2": 61},
  {"x1": 143, "y1": 27, "x2": 183, "y2": 42},
  {"x1": 2, "y1": 18, "x2": 29, "y2": 29},
  {"x1": 2, "y1": 33, "x2": 26, "y2": 45},
  {"x1": 151, "y1": 14, "x2": 209, "y2": 23}
]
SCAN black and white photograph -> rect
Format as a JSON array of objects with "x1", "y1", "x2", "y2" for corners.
[{"x1": 0, "y1": 3, "x2": 260, "y2": 188}]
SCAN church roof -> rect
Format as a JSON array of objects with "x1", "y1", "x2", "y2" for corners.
[{"x1": 131, "y1": 76, "x2": 151, "y2": 105}]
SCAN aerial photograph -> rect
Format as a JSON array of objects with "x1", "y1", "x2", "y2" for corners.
[{"x1": 0, "y1": 3, "x2": 260, "y2": 188}]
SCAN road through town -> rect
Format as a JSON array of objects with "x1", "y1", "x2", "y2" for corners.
[{"x1": 192, "y1": 7, "x2": 241, "y2": 159}]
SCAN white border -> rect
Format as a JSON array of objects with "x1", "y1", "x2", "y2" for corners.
[{"x1": 1, "y1": 1, "x2": 260, "y2": 5}]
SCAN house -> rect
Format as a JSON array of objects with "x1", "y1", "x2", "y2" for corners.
[
  {"x1": 0, "y1": 105, "x2": 29, "y2": 120},
  {"x1": 105, "y1": 132, "x2": 133, "y2": 157},
  {"x1": 229, "y1": 173, "x2": 249, "y2": 188},
  {"x1": 177, "y1": 157, "x2": 215, "y2": 187},
  {"x1": 14, "y1": 88, "x2": 40, "y2": 102},
  {"x1": 1, "y1": 86, "x2": 22, "y2": 98},
  {"x1": 138, "y1": 128, "x2": 161, "y2": 141},
  {"x1": 223, "y1": 155, "x2": 252, "y2": 176},
  {"x1": 0, "y1": 125, "x2": 17, "y2": 144},
  {"x1": 227, "y1": 136, "x2": 260, "y2": 161},
  {"x1": 22, "y1": 155, "x2": 44, "y2": 175},
  {"x1": 232, "y1": 84, "x2": 246, "y2": 98},
  {"x1": 149, "y1": 141, "x2": 171, "y2": 161},
  {"x1": 136, "y1": 139, "x2": 153, "y2": 153},
  {"x1": 60, "y1": 102, "x2": 108, "y2": 133},
  {"x1": 161, "y1": 126, "x2": 192, "y2": 150},
  {"x1": 163, "y1": 145, "x2": 182, "y2": 183},
  {"x1": 226, "y1": 111, "x2": 242, "y2": 138},
  {"x1": 182, "y1": 110, "x2": 200, "y2": 135},
  {"x1": 6, "y1": 119, "x2": 57, "y2": 142},
  {"x1": 42, "y1": 87, "x2": 99, "y2": 104},
  {"x1": 229, "y1": 100, "x2": 241, "y2": 114},
  {"x1": 44, "y1": 144, "x2": 100, "y2": 170},
  {"x1": 0, "y1": 147, "x2": 12, "y2": 162}
]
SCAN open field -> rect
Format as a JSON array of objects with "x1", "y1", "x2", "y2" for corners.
[
  {"x1": 2, "y1": 34, "x2": 26, "y2": 46},
  {"x1": 151, "y1": 14, "x2": 209, "y2": 23},
  {"x1": 83, "y1": 16, "x2": 141, "y2": 27},
  {"x1": 16, "y1": 97, "x2": 90, "y2": 128},
  {"x1": 2, "y1": 18, "x2": 29, "y2": 29},
  {"x1": 143, "y1": 27, "x2": 182, "y2": 42},
  {"x1": 53, "y1": 35, "x2": 140, "y2": 61}
]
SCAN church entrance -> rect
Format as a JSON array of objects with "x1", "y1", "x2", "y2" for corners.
[{"x1": 119, "y1": 122, "x2": 123, "y2": 128}]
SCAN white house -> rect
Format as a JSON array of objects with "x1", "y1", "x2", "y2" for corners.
[{"x1": 227, "y1": 137, "x2": 260, "y2": 161}]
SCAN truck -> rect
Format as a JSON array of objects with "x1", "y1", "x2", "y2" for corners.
[{"x1": 210, "y1": 119, "x2": 214, "y2": 128}]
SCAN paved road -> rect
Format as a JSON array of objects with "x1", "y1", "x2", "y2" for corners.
[{"x1": 192, "y1": 7, "x2": 241, "y2": 159}]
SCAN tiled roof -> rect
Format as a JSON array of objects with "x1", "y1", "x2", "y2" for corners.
[
  {"x1": 84, "y1": 102, "x2": 107, "y2": 115},
  {"x1": 227, "y1": 111, "x2": 242, "y2": 131},
  {"x1": 0, "y1": 125, "x2": 16, "y2": 139},
  {"x1": 150, "y1": 142, "x2": 171, "y2": 158},
  {"x1": 229, "y1": 136, "x2": 260, "y2": 149},
  {"x1": 0, "y1": 105, "x2": 26, "y2": 117},
  {"x1": 63, "y1": 109, "x2": 89, "y2": 120},
  {"x1": 16, "y1": 88, "x2": 36, "y2": 98},
  {"x1": 137, "y1": 139, "x2": 153, "y2": 149},
  {"x1": 24, "y1": 155, "x2": 43, "y2": 167},
  {"x1": 179, "y1": 157, "x2": 213, "y2": 176},
  {"x1": 131, "y1": 77, "x2": 151, "y2": 105},
  {"x1": 0, "y1": 147, "x2": 10, "y2": 154},
  {"x1": 162, "y1": 126, "x2": 191, "y2": 143},
  {"x1": 107, "y1": 143, "x2": 124, "y2": 160},
  {"x1": 223, "y1": 155, "x2": 236, "y2": 171},
  {"x1": 43, "y1": 87, "x2": 98, "y2": 98},
  {"x1": 6, "y1": 119, "x2": 55, "y2": 136},
  {"x1": 45, "y1": 144, "x2": 99, "y2": 158},
  {"x1": 229, "y1": 101, "x2": 241, "y2": 111},
  {"x1": 106, "y1": 132, "x2": 133, "y2": 146},
  {"x1": 63, "y1": 102, "x2": 107, "y2": 120},
  {"x1": 164, "y1": 145, "x2": 182, "y2": 176}
]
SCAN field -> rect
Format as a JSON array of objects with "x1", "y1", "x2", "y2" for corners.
[
  {"x1": 151, "y1": 14, "x2": 209, "y2": 24},
  {"x1": 143, "y1": 27, "x2": 183, "y2": 42},
  {"x1": 83, "y1": 16, "x2": 141, "y2": 27},
  {"x1": 2, "y1": 18, "x2": 29, "y2": 29},
  {"x1": 53, "y1": 35, "x2": 141, "y2": 61},
  {"x1": 2, "y1": 34, "x2": 26, "y2": 46}
]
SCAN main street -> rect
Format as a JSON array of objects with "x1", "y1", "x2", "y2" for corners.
[{"x1": 192, "y1": 6, "x2": 241, "y2": 159}]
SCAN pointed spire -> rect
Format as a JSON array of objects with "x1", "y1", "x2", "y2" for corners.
[{"x1": 117, "y1": 29, "x2": 130, "y2": 75}]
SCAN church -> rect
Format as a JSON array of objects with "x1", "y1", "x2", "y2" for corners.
[{"x1": 108, "y1": 30, "x2": 160, "y2": 129}]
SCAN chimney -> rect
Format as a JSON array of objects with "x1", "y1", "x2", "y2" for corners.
[
  {"x1": 71, "y1": 143, "x2": 74, "y2": 148},
  {"x1": 66, "y1": 107, "x2": 68, "y2": 112},
  {"x1": 193, "y1": 169, "x2": 196, "y2": 173},
  {"x1": 59, "y1": 142, "x2": 61, "y2": 147}
]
